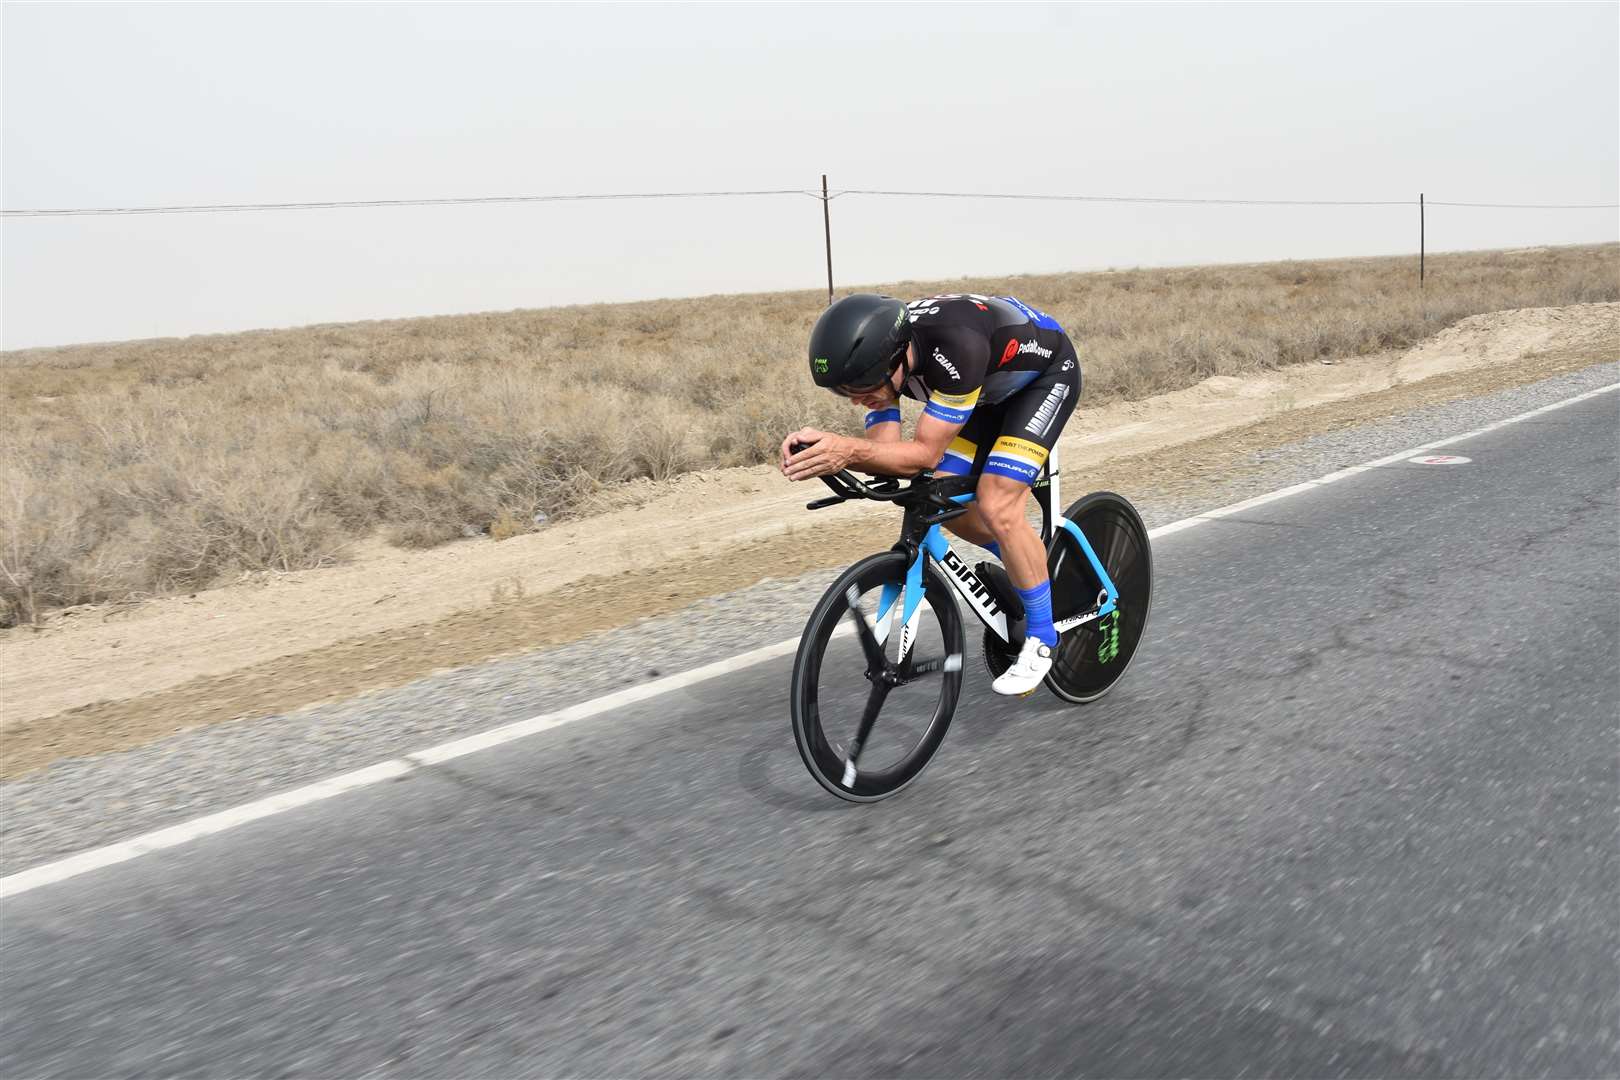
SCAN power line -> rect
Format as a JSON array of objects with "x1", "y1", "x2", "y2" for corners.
[
  {"x1": 1424, "y1": 200, "x2": 1620, "y2": 209},
  {"x1": 0, "y1": 188, "x2": 819, "y2": 218},
  {"x1": 834, "y1": 189, "x2": 1618, "y2": 209},
  {"x1": 2, "y1": 186, "x2": 1614, "y2": 218},
  {"x1": 833, "y1": 189, "x2": 1413, "y2": 207}
]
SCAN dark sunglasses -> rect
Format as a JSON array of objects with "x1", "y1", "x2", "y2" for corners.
[{"x1": 832, "y1": 348, "x2": 906, "y2": 398}]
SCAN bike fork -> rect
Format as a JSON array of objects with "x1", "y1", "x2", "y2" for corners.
[{"x1": 840, "y1": 575, "x2": 961, "y2": 786}]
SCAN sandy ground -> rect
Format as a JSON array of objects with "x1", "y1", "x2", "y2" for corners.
[{"x1": 2, "y1": 303, "x2": 1615, "y2": 776}]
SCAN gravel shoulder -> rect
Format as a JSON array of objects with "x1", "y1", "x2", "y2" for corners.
[
  {"x1": 5, "y1": 302, "x2": 1615, "y2": 745},
  {"x1": 0, "y1": 312, "x2": 1613, "y2": 777},
  {"x1": 2, "y1": 351, "x2": 1616, "y2": 874}
]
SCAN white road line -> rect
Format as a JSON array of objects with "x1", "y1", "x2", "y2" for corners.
[
  {"x1": 1162, "y1": 380, "x2": 1620, "y2": 531},
  {"x1": 1, "y1": 633, "x2": 813, "y2": 899},
  {"x1": 3, "y1": 379, "x2": 1615, "y2": 899}
]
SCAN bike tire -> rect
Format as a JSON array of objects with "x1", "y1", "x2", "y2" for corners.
[
  {"x1": 1045, "y1": 491, "x2": 1154, "y2": 704},
  {"x1": 791, "y1": 551, "x2": 965, "y2": 802}
]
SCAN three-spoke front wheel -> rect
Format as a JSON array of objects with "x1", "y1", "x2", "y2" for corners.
[{"x1": 790, "y1": 552, "x2": 965, "y2": 802}]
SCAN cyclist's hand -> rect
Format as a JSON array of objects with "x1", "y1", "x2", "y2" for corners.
[
  {"x1": 783, "y1": 429, "x2": 855, "y2": 480},
  {"x1": 781, "y1": 428, "x2": 826, "y2": 476},
  {"x1": 780, "y1": 430, "x2": 815, "y2": 471}
]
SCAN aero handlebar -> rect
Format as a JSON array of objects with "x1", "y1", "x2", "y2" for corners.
[
  {"x1": 790, "y1": 441, "x2": 906, "y2": 507},
  {"x1": 789, "y1": 442, "x2": 971, "y2": 525}
]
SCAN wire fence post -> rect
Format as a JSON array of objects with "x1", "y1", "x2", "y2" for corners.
[
  {"x1": 821, "y1": 174, "x2": 834, "y2": 306},
  {"x1": 1420, "y1": 192, "x2": 1426, "y2": 290}
]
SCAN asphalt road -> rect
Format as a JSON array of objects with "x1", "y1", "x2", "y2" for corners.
[{"x1": 2, "y1": 389, "x2": 1616, "y2": 1078}]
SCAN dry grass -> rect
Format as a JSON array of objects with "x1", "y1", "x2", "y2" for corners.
[{"x1": 3, "y1": 243, "x2": 1616, "y2": 626}]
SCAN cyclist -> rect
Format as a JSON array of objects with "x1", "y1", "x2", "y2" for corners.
[{"x1": 782, "y1": 292, "x2": 1081, "y2": 696}]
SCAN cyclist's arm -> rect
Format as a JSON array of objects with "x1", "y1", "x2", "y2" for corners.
[
  {"x1": 853, "y1": 324, "x2": 984, "y2": 474},
  {"x1": 786, "y1": 324, "x2": 984, "y2": 479},
  {"x1": 850, "y1": 410, "x2": 961, "y2": 475},
  {"x1": 862, "y1": 407, "x2": 902, "y2": 444}
]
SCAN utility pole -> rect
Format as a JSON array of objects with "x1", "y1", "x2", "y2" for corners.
[
  {"x1": 1420, "y1": 192, "x2": 1425, "y2": 289},
  {"x1": 822, "y1": 174, "x2": 834, "y2": 306}
]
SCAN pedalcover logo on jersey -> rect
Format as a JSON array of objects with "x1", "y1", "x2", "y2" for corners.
[{"x1": 1000, "y1": 338, "x2": 1053, "y2": 366}]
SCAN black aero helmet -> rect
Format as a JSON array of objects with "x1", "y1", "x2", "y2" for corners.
[{"x1": 807, "y1": 294, "x2": 911, "y2": 392}]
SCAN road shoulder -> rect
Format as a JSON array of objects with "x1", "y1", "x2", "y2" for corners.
[
  {"x1": 2, "y1": 356, "x2": 1615, "y2": 873},
  {"x1": 3, "y1": 327, "x2": 1616, "y2": 778}
]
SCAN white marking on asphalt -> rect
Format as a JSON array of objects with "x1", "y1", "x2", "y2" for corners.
[
  {"x1": 1179, "y1": 381, "x2": 1618, "y2": 527},
  {"x1": 2, "y1": 631, "x2": 841, "y2": 899},
  {"x1": 3, "y1": 380, "x2": 1616, "y2": 899},
  {"x1": 0, "y1": 761, "x2": 414, "y2": 900},
  {"x1": 1408, "y1": 454, "x2": 1472, "y2": 465}
]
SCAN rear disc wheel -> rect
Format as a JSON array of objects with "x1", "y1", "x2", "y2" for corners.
[{"x1": 1045, "y1": 492, "x2": 1153, "y2": 703}]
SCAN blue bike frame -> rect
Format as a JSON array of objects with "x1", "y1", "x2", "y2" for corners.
[{"x1": 869, "y1": 453, "x2": 1121, "y2": 662}]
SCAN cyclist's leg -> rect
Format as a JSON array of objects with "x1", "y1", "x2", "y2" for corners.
[
  {"x1": 944, "y1": 505, "x2": 998, "y2": 550},
  {"x1": 977, "y1": 349, "x2": 1081, "y2": 647},
  {"x1": 932, "y1": 411, "x2": 999, "y2": 551},
  {"x1": 976, "y1": 473, "x2": 1046, "y2": 586}
]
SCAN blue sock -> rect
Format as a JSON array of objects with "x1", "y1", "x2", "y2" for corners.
[
  {"x1": 984, "y1": 541, "x2": 1001, "y2": 559},
  {"x1": 1017, "y1": 580, "x2": 1058, "y2": 647}
]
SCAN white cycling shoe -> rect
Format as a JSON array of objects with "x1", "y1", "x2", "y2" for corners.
[{"x1": 991, "y1": 636, "x2": 1055, "y2": 697}]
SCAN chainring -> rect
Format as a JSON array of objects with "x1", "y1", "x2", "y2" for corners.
[{"x1": 982, "y1": 626, "x2": 1019, "y2": 680}]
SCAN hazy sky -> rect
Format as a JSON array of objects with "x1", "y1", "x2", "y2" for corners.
[{"x1": 3, "y1": 1, "x2": 1616, "y2": 349}]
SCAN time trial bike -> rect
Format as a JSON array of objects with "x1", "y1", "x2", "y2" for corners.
[{"x1": 788, "y1": 446, "x2": 1152, "y2": 802}]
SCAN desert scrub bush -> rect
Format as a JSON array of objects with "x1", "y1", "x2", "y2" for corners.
[{"x1": 1, "y1": 243, "x2": 1614, "y2": 623}]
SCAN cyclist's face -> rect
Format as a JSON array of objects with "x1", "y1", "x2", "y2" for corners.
[{"x1": 838, "y1": 345, "x2": 909, "y2": 409}]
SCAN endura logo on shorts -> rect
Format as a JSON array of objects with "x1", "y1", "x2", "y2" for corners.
[
  {"x1": 987, "y1": 457, "x2": 1040, "y2": 482},
  {"x1": 932, "y1": 347, "x2": 960, "y2": 380}
]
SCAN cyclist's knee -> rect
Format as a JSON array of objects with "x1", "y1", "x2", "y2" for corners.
[
  {"x1": 945, "y1": 503, "x2": 994, "y2": 543},
  {"x1": 974, "y1": 476, "x2": 1030, "y2": 535}
]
